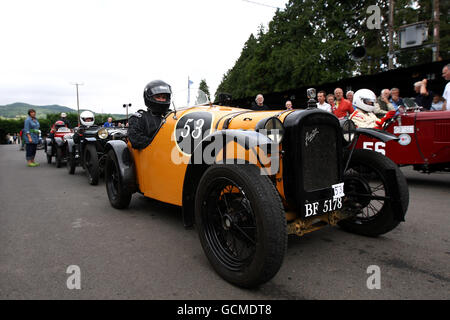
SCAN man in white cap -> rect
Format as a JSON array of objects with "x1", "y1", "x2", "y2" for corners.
[
  {"x1": 59, "y1": 112, "x2": 71, "y2": 128},
  {"x1": 346, "y1": 90, "x2": 354, "y2": 103}
]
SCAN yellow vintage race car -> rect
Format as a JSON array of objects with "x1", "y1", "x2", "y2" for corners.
[{"x1": 103, "y1": 90, "x2": 409, "y2": 288}]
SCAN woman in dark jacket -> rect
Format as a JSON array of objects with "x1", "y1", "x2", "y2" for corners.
[{"x1": 23, "y1": 109, "x2": 40, "y2": 167}]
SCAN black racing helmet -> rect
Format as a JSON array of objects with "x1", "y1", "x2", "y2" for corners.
[{"x1": 143, "y1": 80, "x2": 172, "y2": 115}]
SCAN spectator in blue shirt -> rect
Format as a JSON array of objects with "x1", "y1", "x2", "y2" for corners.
[
  {"x1": 389, "y1": 88, "x2": 403, "y2": 111},
  {"x1": 103, "y1": 117, "x2": 114, "y2": 128},
  {"x1": 431, "y1": 94, "x2": 444, "y2": 111},
  {"x1": 23, "y1": 109, "x2": 40, "y2": 167}
]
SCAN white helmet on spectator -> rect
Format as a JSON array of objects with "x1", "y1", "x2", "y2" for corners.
[
  {"x1": 80, "y1": 110, "x2": 95, "y2": 126},
  {"x1": 353, "y1": 89, "x2": 376, "y2": 112}
]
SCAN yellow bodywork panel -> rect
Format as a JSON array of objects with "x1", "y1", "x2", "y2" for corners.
[{"x1": 128, "y1": 105, "x2": 291, "y2": 206}]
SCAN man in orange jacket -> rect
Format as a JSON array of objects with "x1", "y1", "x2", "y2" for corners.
[{"x1": 333, "y1": 88, "x2": 354, "y2": 119}]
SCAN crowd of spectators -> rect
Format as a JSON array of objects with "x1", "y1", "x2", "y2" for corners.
[
  {"x1": 250, "y1": 64, "x2": 449, "y2": 118},
  {"x1": 311, "y1": 81, "x2": 447, "y2": 120}
]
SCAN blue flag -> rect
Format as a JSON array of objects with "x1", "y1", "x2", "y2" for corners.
[{"x1": 188, "y1": 77, "x2": 194, "y2": 104}]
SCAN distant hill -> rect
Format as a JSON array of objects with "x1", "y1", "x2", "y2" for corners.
[{"x1": 0, "y1": 102, "x2": 125, "y2": 119}]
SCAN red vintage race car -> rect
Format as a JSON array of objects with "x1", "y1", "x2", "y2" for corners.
[
  {"x1": 354, "y1": 100, "x2": 450, "y2": 173},
  {"x1": 44, "y1": 126, "x2": 74, "y2": 168}
]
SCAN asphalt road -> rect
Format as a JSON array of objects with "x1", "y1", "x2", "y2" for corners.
[{"x1": 0, "y1": 144, "x2": 449, "y2": 300}]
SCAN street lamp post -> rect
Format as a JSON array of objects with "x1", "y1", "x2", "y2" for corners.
[
  {"x1": 388, "y1": 0, "x2": 394, "y2": 70},
  {"x1": 123, "y1": 103, "x2": 131, "y2": 125},
  {"x1": 71, "y1": 82, "x2": 84, "y2": 126}
]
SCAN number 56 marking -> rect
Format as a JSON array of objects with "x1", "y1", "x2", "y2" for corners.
[{"x1": 363, "y1": 142, "x2": 386, "y2": 155}]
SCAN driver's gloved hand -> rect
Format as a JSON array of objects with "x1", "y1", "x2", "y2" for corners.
[{"x1": 375, "y1": 110, "x2": 397, "y2": 129}]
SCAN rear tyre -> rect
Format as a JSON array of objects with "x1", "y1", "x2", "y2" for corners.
[
  {"x1": 339, "y1": 149, "x2": 409, "y2": 237},
  {"x1": 84, "y1": 144, "x2": 99, "y2": 185},
  {"x1": 105, "y1": 150, "x2": 132, "y2": 209},
  {"x1": 195, "y1": 164, "x2": 287, "y2": 288},
  {"x1": 66, "y1": 145, "x2": 76, "y2": 175}
]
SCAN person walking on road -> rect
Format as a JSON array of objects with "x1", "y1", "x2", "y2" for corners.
[
  {"x1": 19, "y1": 129, "x2": 25, "y2": 150},
  {"x1": 23, "y1": 109, "x2": 40, "y2": 167}
]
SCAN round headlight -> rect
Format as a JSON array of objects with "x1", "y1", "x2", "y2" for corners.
[
  {"x1": 341, "y1": 119, "x2": 356, "y2": 142},
  {"x1": 256, "y1": 117, "x2": 284, "y2": 144},
  {"x1": 98, "y1": 128, "x2": 109, "y2": 139}
]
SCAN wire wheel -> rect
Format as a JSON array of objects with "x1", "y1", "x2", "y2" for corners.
[
  {"x1": 202, "y1": 178, "x2": 257, "y2": 272},
  {"x1": 340, "y1": 149, "x2": 409, "y2": 236},
  {"x1": 344, "y1": 165, "x2": 389, "y2": 223},
  {"x1": 195, "y1": 164, "x2": 286, "y2": 288}
]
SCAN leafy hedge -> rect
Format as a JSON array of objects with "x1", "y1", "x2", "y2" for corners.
[{"x1": 0, "y1": 112, "x2": 121, "y2": 144}]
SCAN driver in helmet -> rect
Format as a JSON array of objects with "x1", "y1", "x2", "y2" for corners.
[
  {"x1": 128, "y1": 80, "x2": 172, "y2": 150},
  {"x1": 49, "y1": 120, "x2": 67, "y2": 138},
  {"x1": 349, "y1": 89, "x2": 380, "y2": 128},
  {"x1": 73, "y1": 111, "x2": 96, "y2": 144}
]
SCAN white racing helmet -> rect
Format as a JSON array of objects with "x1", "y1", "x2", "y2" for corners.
[
  {"x1": 353, "y1": 89, "x2": 376, "y2": 112},
  {"x1": 80, "y1": 110, "x2": 95, "y2": 126}
]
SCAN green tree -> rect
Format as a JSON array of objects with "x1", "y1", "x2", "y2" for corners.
[
  {"x1": 198, "y1": 79, "x2": 211, "y2": 103},
  {"x1": 0, "y1": 118, "x2": 23, "y2": 143},
  {"x1": 217, "y1": 0, "x2": 449, "y2": 99}
]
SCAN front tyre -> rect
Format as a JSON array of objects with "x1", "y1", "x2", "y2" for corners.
[
  {"x1": 105, "y1": 150, "x2": 132, "y2": 209},
  {"x1": 195, "y1": 164, "x2": 287, "y2": 288},
  {"x1": 84, "y1": 144, "x2": 99, "y2": 185},
  {"x1": 56, "y1": 147, "x2": 63, "y2": 168},
  {"x1": 339, "y1": 149, "x2": 409, "y2": 237},
  {"x1": 46, "y1": 142, "x2": 52, "y2": 164}
]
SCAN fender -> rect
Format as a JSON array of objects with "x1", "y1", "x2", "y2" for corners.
[
  {"x1": 356, "y1": 128, "x2": 399, "y2": 143},
  {"x1": 105, "y1": 140, "x2": 137, "y2": 194},
  {"x1": 182, "y1": 129, "x2": 275, "y2": 227},
  {"x1": 66, "y1": 138, "x2": 75, "y2": 154},
  {"x1": 190, "y1": 129, "x2": 275, "y2": 165}
]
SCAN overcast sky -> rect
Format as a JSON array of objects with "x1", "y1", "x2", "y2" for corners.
[{"x1": 0, "y1": 0, "x2": 287, "y2": 114}]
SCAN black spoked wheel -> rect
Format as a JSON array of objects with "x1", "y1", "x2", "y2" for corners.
[
  {"x1": 56, "y1": 147, "x2": 63, "y2": 168},
  {"x1": 195, "y1": 164, "x2": 287, "y2": 288},
  {"x1": 339, "y1": 149, "x2": 409, "y2": 237},
  {"x1": 84, "y1": 144, "x2": 99, "y2": 185},
  {"x1": 66, "y1": 145, "x2": 76, "y2": 175},
  {"x1": 105, "y1": 150, "x2": 132, "y2": 209},
  {"x1": 204, "y1": 178, "x2": 257, "y2": 271}
]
